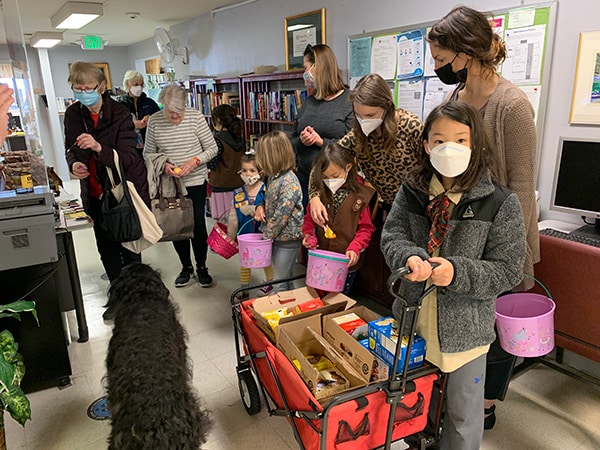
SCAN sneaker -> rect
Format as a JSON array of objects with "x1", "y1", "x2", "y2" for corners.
[
  {"x1": 102, "y1": 307, "x2": 116, "y2": 321},
  {"x1": 257, "y1": 284, "x2": 274, "y2": 296},
  {"x1": 175, "y1": 267, "x2": 194, "y2": 288},
  {"x1": 197, "y1": 267, "x2": 214, "y2": 288}
]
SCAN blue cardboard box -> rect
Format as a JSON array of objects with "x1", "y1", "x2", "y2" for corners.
[{"x1": 367, "y1": 316, "x2": 426, "y2": 372}]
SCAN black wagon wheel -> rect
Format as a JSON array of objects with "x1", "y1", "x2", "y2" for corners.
[{"x1": 238, "y1": 369, "x2": 261, "y2": 415}]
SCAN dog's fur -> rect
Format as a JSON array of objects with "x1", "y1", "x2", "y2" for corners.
[{"x1": 105, "y1": 263, "x2": 211, "y2": 449}]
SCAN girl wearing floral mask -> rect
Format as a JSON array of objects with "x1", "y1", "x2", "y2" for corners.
[
  {"x1": 381, "y1": 100, "x2": 526, "y2": 450},
  {"x1": 227, "y1": 151, "x2": 273, "y2": 299},
  {"x1": 302, "y1": 143, "x2": 375, "y2": 294},
  {"x1": 309, "y1": 73, "x2": 423, "y2": 225}
]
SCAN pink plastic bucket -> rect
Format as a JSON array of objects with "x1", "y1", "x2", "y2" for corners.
[
  {"x1": 237, "y1": 233, "x2": 272, "y2": 268},
  {"x1": 306, "y1": 249, "x2": 350, "y2": 292},
  {"x1": 495, "y1": 293, "x2": 555, "y2": 357}
]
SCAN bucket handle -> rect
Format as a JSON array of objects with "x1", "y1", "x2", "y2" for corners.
[
  {"x1": 523, "y1": 274, "x2": 553, "y2": 299},
  {"x1": 237, "y1": 217, "x2": 258, "y2": 236}
]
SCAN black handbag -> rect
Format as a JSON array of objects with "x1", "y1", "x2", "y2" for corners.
[
  {"x1": 98, "y1": 152, "x2": 142, "y2": 243},
  {"x1": 151, "y1": 177, "x2": 195, "y2": 242}
]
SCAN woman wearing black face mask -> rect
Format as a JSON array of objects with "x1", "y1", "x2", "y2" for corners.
[{"x1": 428, "y1": 5, "x2": 539, "y2": 431}]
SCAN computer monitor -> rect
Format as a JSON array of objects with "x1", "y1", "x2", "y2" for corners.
[{"x1": 550, "y1": 137, "x2": 600, "y2": 238}]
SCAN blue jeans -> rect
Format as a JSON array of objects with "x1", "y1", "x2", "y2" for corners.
[{"x1": 271, "y1": 240, "x2": 301, "y2": 292}]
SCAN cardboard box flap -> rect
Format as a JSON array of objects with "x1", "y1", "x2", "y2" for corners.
[
  {"x1": 306, "y1": 327, "x2": 366, "y2": 387},
  {"x1": 251, "y1": 286, "x2": 320, "y2": 314},
  {"x1": 276, "y1": 314, "x2": 322, "y2": 344},
  {"x1": 323, "y1": 307, "x2": 384, "y2": 383}
]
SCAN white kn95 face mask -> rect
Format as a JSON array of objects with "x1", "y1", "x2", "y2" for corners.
[{"x1": 429, "y1": 142, "x2": 472, "y2": 178}]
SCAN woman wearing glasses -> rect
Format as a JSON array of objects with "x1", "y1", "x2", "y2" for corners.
[
  {"x1": 144, "y1": 84, "x2": 219, "y2": 289},
  {"x1": 64, "y1": 61, "x2": 150, "y2": 320}
]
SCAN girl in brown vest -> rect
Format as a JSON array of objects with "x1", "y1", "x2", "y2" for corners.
[{"x1": 302, "y1": 143, "x2": 375, "y2": 294}]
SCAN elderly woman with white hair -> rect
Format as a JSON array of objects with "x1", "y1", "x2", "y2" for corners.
[
  {"x1": 118, "y1": 70, "x2": 160, "y2": 155},
  {"x1": 144, "y1": 84, "x2": 219, "y2": 288}
]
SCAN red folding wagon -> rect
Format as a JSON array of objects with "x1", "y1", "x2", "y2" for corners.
[{"x1": 230, "y1": 268, "x2": 446, "y2": 450}]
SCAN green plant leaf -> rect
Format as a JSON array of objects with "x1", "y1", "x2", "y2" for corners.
[
  {"x1": 0, "y1": 351, "x2": 16, "y2": 389},
  {"x1": 3, "y1": 386, "x2": 31, "y2": 426},
  {"x1": 0, "y1": 301, "x2": 38, "y2": 325},
  {"x1": 0, "y1": 330, "x2": 18, "y2": 364}
]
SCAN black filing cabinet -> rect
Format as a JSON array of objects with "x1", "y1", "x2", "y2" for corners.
[{"x1": 0, "y1": 259, "x2": 72, "y2": 393}]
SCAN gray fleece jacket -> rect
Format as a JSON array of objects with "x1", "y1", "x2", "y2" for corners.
[{"x1": 381, "y1": 173, "x2": 526, "y2": 353}]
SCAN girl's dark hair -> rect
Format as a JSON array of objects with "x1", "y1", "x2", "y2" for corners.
[
  {"x1": 310, "y1": 143, "x2": 360, "y2": 202},
  {"x1": 212, "y1": 104, "x2": 242, "y2": 138},
  {"x1": 240, "y1": 151, "x2": 259, "y2": 169},
  {"x1": 350, "y1": 74, "x2": 397, "y2": 157},
  {"x1": 407, "y1": 100, "x2": 499, "y2": 193},
  {"x1": 427, "y1": 6, "x2": 506, "y2": 78}
]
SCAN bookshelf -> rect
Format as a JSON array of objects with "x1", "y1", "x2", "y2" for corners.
[
  {"x1": 193, "y1": 77, "x2": 241, "y2": 126},
  {"x1": 240, "y1": 71, "x2": 307, "y2": 147}
]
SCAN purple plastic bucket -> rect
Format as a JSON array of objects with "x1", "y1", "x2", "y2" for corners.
[
  {"x1": 495, "y1": 293, "x2": 555, "y2": 357},
  {"x1": 306, "y1": 249, "x2": 350, "y2": 292},
  {"x1": 237, "y1": 233, "x2": 272, "y2": 268}
]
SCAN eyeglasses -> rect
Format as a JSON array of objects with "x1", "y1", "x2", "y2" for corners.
[
  {"x1": 165, "y1": 109, "x2": 183, "y2": 119},
  {"x1": 72, "y1": 85, "x2": 98, "y2": 94}
]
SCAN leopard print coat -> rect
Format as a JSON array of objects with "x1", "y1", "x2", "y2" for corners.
[{"x1": 337, "y1": 109, "x2": 423, "y2": 205}]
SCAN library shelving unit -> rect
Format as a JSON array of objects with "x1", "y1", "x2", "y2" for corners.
[
  {"x1": 240, "y1": 70, "x2": 306, "y2": 147},
  {"x1": 193, "y1": 77, "x2": 241, "y2": 127}
]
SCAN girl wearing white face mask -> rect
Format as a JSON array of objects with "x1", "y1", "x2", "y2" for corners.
[
  {"x1": 226, "y1": 151, "x2": 274, "y2": 299},
  {"x1": 309, "y1": 73, "x2": 423, "y2": 226},
  {"x1": 119, "y1": 70, "x2": 160, "y2": 155},
  {"x1": 381, "y1": 101, "x2": 526, "y2": 450},
  {"x1": 302, "y1": 143, "x2": 375, "y2": 294}
]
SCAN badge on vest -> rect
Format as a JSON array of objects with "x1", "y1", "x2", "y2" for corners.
[
  {"x1": 235, "y1": 192, "x2": 246, "y2": 202},
  {"x1": 352, "y1": 199, "x2": 363, "y2": 212}
]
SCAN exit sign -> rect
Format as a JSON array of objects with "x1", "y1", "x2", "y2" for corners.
[{"x1": 81, "y1": 35, "x2": 104, "y2": 50}]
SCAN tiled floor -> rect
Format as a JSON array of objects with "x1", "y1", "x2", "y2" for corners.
[{"x1": 5, "y1": 204, "x2": 600, "y2": 449}]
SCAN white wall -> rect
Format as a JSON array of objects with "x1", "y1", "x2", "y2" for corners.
[
  {"x1": 31, "y1": 0, "x2": 598, "y2": 226},
  {"x1": 46, "y1": 46, "x2": 130, "y2": 98},
  {"x1": 120, "y1": 0, "x2": 598, "y2": 226}
]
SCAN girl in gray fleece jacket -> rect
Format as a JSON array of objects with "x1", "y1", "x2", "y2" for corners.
[{"x1": 381, "y1": 101, "x2": 525, "y2": 450}]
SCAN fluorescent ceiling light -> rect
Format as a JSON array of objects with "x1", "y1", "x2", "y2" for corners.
[
  {"x1": 51, "y1": 2, "x2": 103, "y2": 29},
  {"x1": 30, "y1": 32, "x2": 64, "y2": 48},
  {"x1": 211, "y1": 0, "x2": 256, "y2": 17}
]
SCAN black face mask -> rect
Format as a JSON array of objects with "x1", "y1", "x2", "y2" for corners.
[{"x1": 434, "y1": 54, "x2": 468, "y2": 85}]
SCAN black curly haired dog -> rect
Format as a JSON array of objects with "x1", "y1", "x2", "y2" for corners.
[{"x1": 105, "y1": 263, "x2": 212, "y2": 450}]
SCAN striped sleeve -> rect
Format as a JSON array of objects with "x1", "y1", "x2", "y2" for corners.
[{"x1": 143, "y1": 108, "x2": 218, "y2": 187}]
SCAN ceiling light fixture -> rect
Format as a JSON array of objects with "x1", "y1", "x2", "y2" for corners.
[
  {"x1": 211, "y1": 0, "x2": 257, "y2": 17},
  {"x1": 51, "y1": 2, "x2": 103, "y2": 30},
  {"x1": 30, "y1": 32, "x2": 64, "y2": 48}
]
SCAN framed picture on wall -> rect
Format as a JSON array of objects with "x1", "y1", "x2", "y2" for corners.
[
  {"x1": 569, "y1": 31, "x2": 600, "y2": 125},
  {"x1": 284, "y1": 8, "x2": 326, "y2": 71}
]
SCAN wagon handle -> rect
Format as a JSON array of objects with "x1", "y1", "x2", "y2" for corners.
[{"x1": 386, "y1": 261, "x2": 441, "y2": 299}]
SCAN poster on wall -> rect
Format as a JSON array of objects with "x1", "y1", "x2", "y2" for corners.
[
  {"x1": 396, "y1": 80, "x2": 424, "y2": 119},
  {"x1": 371, "y1": 35, "x2": 397, "y2": 80},
  {"x1": 396, "y1": 30, "x2": 423, "y2": 80},
  {"x1": 349, "y1": 37, "x2": 372, "y2": 79},
  {"x1": 503, "y1": 25, "x2": 545, "y2": 85}
]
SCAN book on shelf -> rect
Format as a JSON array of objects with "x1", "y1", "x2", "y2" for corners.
[
  {"x1": 245, "y1": 89, "x2": 307, "y2": 122},
  {"x1": 197, "y1": 91, "x2": 241, "y2": 116}
]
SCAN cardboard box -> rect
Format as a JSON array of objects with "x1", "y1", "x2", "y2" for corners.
[
  {"x1": 330, "y1": 313, "x2": 368, "y2": 340},
  {"x1": 323, "y1": 306, "x2": 382, "y2": 382},
  {"x1": 359, "y1": 339, "x2": 390, "y2": 381},
  {"x1": 368, "y1": 316, "x2": 426, "y2": 372},
  {"x1": 250, "y1": 287, "x2": 353, "y2": 343},
  {"x1": 277, "y1": 316, "x2": 366, "y2": 402}
]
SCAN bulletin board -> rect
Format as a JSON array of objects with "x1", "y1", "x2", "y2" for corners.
[{"x1": 347, "y1": 2, "x2": 557, "y2": 152}]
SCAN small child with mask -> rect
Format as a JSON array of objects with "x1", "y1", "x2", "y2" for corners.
[
  {"x1": 227, "y1": 150, "x2": 274, "y2": 299},
  {"x1": 302, "y1": 143, "x2": 375, "y2": 294}
]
